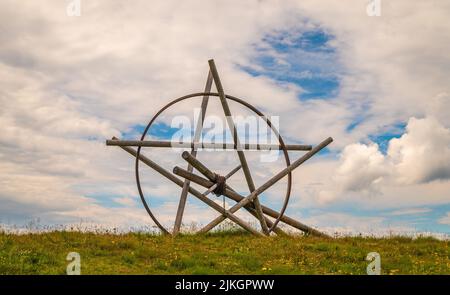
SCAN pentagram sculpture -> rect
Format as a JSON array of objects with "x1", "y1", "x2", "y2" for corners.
[{"x1": 106, "y1": 59, "x2": 333, "y2": 237}]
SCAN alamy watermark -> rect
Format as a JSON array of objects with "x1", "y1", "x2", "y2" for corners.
[
  {"x1": 66, "y1": 252, "x2": 81, "y2": 275},
  {"x1": 366, "y1": 252, "x2": 381, "y2": 275},
  {"x1": 168, "y1": 110, "x2": 282, "y2": 162},
  {"x1": 366, "y1": 0, "x2": 381, "y2": 17},
  {"x1": 66, "y1": 0, "x2": 81, "y2": 17}
]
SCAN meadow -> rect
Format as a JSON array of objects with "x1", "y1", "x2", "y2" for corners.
[{"x1": 0, "y1": 230, "x2": 448, "y2": 275}]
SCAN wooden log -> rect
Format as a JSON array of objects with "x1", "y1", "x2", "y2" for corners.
[
  {"x1": 207, "y1": 59, "x2": 269, "y2": 234},
  {"x1": 182, "y1": 151, "x2": 216, "y2": 181},
  {"x1": 111, "y1": 137, "x2": 263, "y2": 236},
  {"x1": 200, "y1": 137, "x2": 333, "y2": 234},
  {"x1": 172, "y1": 165, "x2": 326, "y2": 236},
  {"x1": 105, "y1": 140, "x2": 312, "y2": 151},
  {"x1": 174, "y1": 70, "x2": 213, "y2": 236},
  {"x1": 195, "y1": 164, "x2": 287, "y2": 236},
  {"x1": 201, "y1": 164, "x2": 241, "y2": 196},
  {"x1": 180, "y1": 151, "x2": 292, "y2": 235},
  {"x1": 173, "y1": 166, "x2": 287, "y2": 236}
]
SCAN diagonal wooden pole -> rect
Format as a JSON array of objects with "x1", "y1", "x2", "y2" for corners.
[
  {"x1": 201, "y1": 164, "x2": 241, "y2": 196},
  {"x1": 194, "y1": 164, "x2": 286, "y2": 235},
  {"x1": 179, "y1": 151, "x2": 288, "y2": 235},
  {"x1": 199, "y1": 137, "x2": 333, "y2": 233},
  {"x1": 172, "y1": 167, "x2": 328, "y2": 237},
  {"x1": 173, "y1": 70, "x2": 213, "y2": 236},
  {"x1": 110, "y1": 137, "x2": 263, "y2": 236},
  {"x1": 173, "y1": 166, "x2": 289, "y2": 236},
  {"x1": 208, "y1": 59, "x2": 269, "y2": 235}
]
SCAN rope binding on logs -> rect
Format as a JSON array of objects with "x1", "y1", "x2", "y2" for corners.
[{"x1": 213, "y1": 174, "x2": 226, "y2": 196}]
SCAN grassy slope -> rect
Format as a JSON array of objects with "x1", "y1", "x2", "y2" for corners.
[{"x1": 0, "y1": 231, "x2": 448, "y2": 274}]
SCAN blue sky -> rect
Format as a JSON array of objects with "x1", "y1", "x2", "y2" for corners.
[{"x1": 241, "y1": 29, "x2": 340, "y2": 100}]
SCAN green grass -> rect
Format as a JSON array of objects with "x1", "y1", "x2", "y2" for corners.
[{"x1": 0, "y1": 231, "x2": 448, "y2": 274}]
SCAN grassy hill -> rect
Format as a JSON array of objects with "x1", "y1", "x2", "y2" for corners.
[{"x1": 0, "y1": 231, "x2": 448, "y2": 274}]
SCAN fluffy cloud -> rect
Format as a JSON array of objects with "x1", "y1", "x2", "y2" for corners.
[
  {"x1": 389, "y1": 117, "x2": 450, "y2": 184},
  {"x1": 314, "y1": 116, "x2": 450, "y2": 204},
  {"x1": 335, "y1": 143, "x2": 388, "y2": 192}
]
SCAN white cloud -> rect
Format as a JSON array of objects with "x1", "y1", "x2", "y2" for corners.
[
  {"x1": 388, "y1": 117, "x2": 450, "y2": 184},
  {"x1": 303, "y1": 116, "x2": 450, "y2": 206},
  {"x1": 315, "y1": 143, "x2": 389, "y2": 204},
  {"x1": 335, "y1": 143, "x2": 388, "y2": 192},
  {"x1": 112, "y1": 197, "x2": 136, "y2": 207},
  {"x1": 331, "y1": 116, "x2": 450, "y2": 192},
  {"x1": 426, "y1": 92, "x2": 450, "y2": 127},
  {"x1": 388, "y1": 208, "x2": 431, "y2": 216}
]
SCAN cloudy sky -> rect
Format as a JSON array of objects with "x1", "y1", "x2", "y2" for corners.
[{"x1": 0, "y1": 0, "x2": 449, "y2": 235}]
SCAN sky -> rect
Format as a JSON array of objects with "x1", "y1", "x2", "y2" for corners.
[{"x1": 0, "y1": 0, "x2": 449, "y2": 236}]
